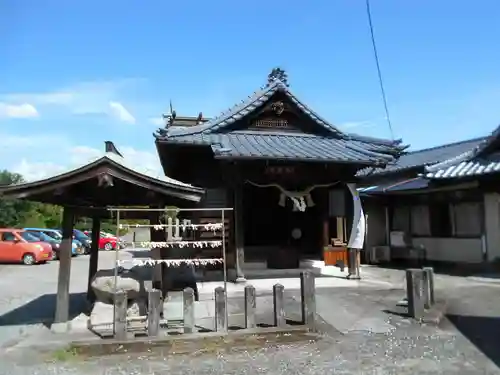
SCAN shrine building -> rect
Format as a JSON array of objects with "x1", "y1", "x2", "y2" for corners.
[
  {"x1": 0, "y1": 67, "x2": 408, "y2": 330},
  {"x1": 154, "y1": 68, "x2": 407, "y2": 280}
]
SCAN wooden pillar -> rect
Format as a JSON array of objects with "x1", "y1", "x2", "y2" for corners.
[
  {"x1": 87, "y1": 215, "x2": 101, "y2": 303},
  {"x1": 346, "y1": 183, "x2": 362, "y2": 280},
  {"x1": 149, "y1": 206, "x2": 163, "y2": 290},
  {"x1": 53, "y1": 206, "x2": 75, "y2": 329},
  {"x1": 234, "y1": 183, "x2": 246, "y2": 282}
]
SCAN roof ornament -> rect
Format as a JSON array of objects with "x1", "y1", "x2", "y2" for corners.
[
  {"x1": 163, "y1": 100, "x2": 177, "y2": 128},
  {"x1": 104, "y1": 141, "x2": 124, "y2": 158},
  {"x1": 196, "y1": 112, "x2": 203, "y2": 124},
  {"x1": 267, "y1": 67, "x2": 289, "y2": 87},
  {"x1": 272, "y1": 101, "x2": 285, "y2": 115}
]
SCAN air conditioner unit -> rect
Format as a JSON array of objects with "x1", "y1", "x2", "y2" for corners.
[
  {"x1": 370, "y1": 246, "x2": 391, "y2": 264},
  {"x1": 390, "y1": 231, "x2": 411, "y2": 248}
]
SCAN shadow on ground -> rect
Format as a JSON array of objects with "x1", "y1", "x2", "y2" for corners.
[
  {"x1": 446, "y1": 314, "x2": 500, "y2": 368},
  {"x1": 371, "y1": 261, "x2": 500, "y2": 279},
  {"x1": 0, "y1": 292, "x2": 88, "y2": 328}
]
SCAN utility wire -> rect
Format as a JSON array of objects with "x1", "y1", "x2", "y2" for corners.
[{"x1": 365, "y1": 0, "x2": 395, "y2": 140}]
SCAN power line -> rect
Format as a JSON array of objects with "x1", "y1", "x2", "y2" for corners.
[{"x1": 365, "y1": 0, "x2": 395, "y2": 140}]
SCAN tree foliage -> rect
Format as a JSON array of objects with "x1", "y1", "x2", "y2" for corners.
[{"x1": 0, "y1": 170, "x2": 64, "y2": 228}]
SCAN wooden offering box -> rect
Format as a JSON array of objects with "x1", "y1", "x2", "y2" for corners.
[{"x1": 323, "y1": 245, "x2": 348, "y2": 267}]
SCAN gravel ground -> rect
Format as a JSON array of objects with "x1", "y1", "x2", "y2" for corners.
[
  {"x1": 0, "y1": 325, "x2": 498, "y2": 374},
  {"x1": 1, "y1": 257, "x2": 499, "y2": 374}
]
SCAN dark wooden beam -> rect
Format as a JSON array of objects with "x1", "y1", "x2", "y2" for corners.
[
  {"x1": 87, "y1": 216, "x2": 101, "y2": 303},
  {"x1": 54, "y1": 206, "x2": 75, "y2": 327},
  {"x1": 233, "y1": 181, "x2": 246, "y2": 282},
  {"x1": 149, "y1": 205, "x2": 164, "y2": 290}
]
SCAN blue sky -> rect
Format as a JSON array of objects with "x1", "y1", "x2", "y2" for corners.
[{"x1": 1, "y1": 0, "x2": 500, "y2": 180}]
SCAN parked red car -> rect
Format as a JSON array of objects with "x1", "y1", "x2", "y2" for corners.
[{"x1": 83, "y1": 231, "x2": 119, "y2": 251}]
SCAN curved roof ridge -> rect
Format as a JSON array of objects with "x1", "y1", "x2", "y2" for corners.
[
  {"x1": 162, "y1": 75, "x2": 350, "y2": 139},
  {"x1": 405, "y1": 136, "x2": 486, "y2": 156},
  {"x1": 470, "y1": 124, "x2": 500, "y2": 158},
  {"x1": 345, "y1": 133, "x2": 404, "y2": 148},
  {"x1": 424, "y1": 149, "x2": 476, "y2": 172},
  {"x1": 165, "y1": 81, "x2": 281, "y2": 137},
  {"x1": 3, "y1": 149, "x2": 200, "y2": 192}
]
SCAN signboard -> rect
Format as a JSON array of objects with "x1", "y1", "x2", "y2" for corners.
[{"x1": 252, "y1": 118, "x2": 289, "y2": 129}]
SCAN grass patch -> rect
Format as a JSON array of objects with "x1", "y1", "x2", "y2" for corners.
[{"x1": 49, "y1": 345, "x2": 80, "y2": 362}]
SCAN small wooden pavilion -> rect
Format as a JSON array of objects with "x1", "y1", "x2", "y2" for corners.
[{"x1": 0, "y1": 141, "x2": 204, "y2": 330}]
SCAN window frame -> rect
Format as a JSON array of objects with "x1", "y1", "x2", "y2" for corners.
[{"x1": 389, "y1": 189, "x2": 484, "y2": 239}]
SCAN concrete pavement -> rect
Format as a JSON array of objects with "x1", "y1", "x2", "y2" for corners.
[{"x1": 1, "y1": 251, "x2": 500, "y2": 374}]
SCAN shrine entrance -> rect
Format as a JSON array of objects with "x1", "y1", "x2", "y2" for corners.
[{"x1": 242, "y1": 181, "x2": 325, "y2": 265}]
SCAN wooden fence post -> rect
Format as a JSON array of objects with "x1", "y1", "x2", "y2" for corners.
[
  {"x1": 183, "y1": 287, "x2": 195, "y2": 333},
  {"x1": 422, "y1": 267, "x2": 435, "y2": 308},
  {"x1": 114, "y1": 291, "x2": 128, "y2": 340},
  {"x1": 215, "y1": 287, "x2": 227, "y2": 332},
  {"x1": 273, "y1": 284, "x2": 286, "y2": 327},
  {"x1": 300, "y1": 271, "x2": 316, "y2": 327},
  {"x1": 147, "y1": 289, "x2": 162, "y2": 337},
  {"x1": 406, "y1": 269, "x2": 424, "y2": 319},
  {"x1": 244, "y1": 285, "x2": 256, "y2": 329}
]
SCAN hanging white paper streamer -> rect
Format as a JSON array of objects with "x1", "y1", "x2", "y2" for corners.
[
  {"x1": 248, "y1": 181, "x2": 340, "y2": 212},
  {"x1": 120, "y1": 223, "x2": 223, "y2": 232},
  {"x1": 139, "y1": 240, "x2": 223, "y2": 248},
  {"x1": 347, "y1": 183, "x2": 366, "y2": 249},
  {"x1": 116, "y1": 258, "x2": 223, "y2": 267}
]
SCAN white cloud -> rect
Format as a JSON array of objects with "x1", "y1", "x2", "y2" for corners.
[
  {"x1": 1, "y1": 133, "x2": 162, "y2": 182},
  {"x1": 1, "y1": 79, "x2": 141, "y2": 123},
  {"x1": 149, "y1": 117, "x2": 165, "y2": 126},
  {"x1": 108, "y1": 101, "x2": 136, "y2": 124},
  {"x1": 13, "y1": 159, "x2": 67, "y2": 182},
  {"x1": 0, "y1": 102, "x2": 39, "y2": 119}
]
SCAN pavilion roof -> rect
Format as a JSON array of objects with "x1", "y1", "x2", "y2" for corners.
[{"x1": 0, "y1": 142, "x2": 204, "y2": 209}]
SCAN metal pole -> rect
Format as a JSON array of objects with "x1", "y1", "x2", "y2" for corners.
[
  {"x1": 112, "y1": 210, "x2": 120, "y2": 335},
  {"x1": 113, "y1": 211, "x2": 121, "y2": 293},
  {"x1": 107, "y1": 207, "x2": 233, "y2": 212},
  {"x1": 222, "y1": 209, "x2": 228, "y2": 333}
]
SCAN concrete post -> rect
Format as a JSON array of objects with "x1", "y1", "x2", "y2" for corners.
[
  {"x1": 300, "y1": 271, "x2": 316, "y2": 327},
  {"x1": 183, "y1": 287, "x2": 196, "y2": 333},
  {"x1": 273, "y1": 284, "x2": 286, "y2": 327},
  {"x1": 422, "y1": 267, "x2": 435, "y2": 308},
  {"x1": 114, "y1": 291, "x2": 128, "y2": 340},
  {"x1": 215, "y1": 287, "x2": 227, "y2": 332},
  {"x1": 406, "y1": 269, "x2": 424, "y2": 319},
  {"x1": 147, "y1": 289, "x2": 162, "y2": 337},
  {"x1": 244, "y1": 285, "x2": 256, "y2": 329}
]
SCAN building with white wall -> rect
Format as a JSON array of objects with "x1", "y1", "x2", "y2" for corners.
[{"x1": 359, "y1": 126, "x2": 500, "y2": 268}]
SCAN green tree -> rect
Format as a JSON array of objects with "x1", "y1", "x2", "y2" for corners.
[
  {"x1": 0, "y1": 170, "x2": 34, "y2": 227},
  {"x1": 0, "y1": 170, "x2": 63, "y2": 228}
]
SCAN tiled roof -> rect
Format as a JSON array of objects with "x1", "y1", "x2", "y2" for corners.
[
  {"x1": 155, "y1": 69, "x2": 405, "y2": 165},
  {"x1": 424, "y1": 152, "x2": 500, "y2": 179},
  {"x1": 357, "y1": 137, "x2": 486, "y2": 177},
  {"x1": 162, "y1": 130, "x2": 399, "y2": 164},
  {"x1": 423, "y1": 125, "x2": 500, "y2": 179}
]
